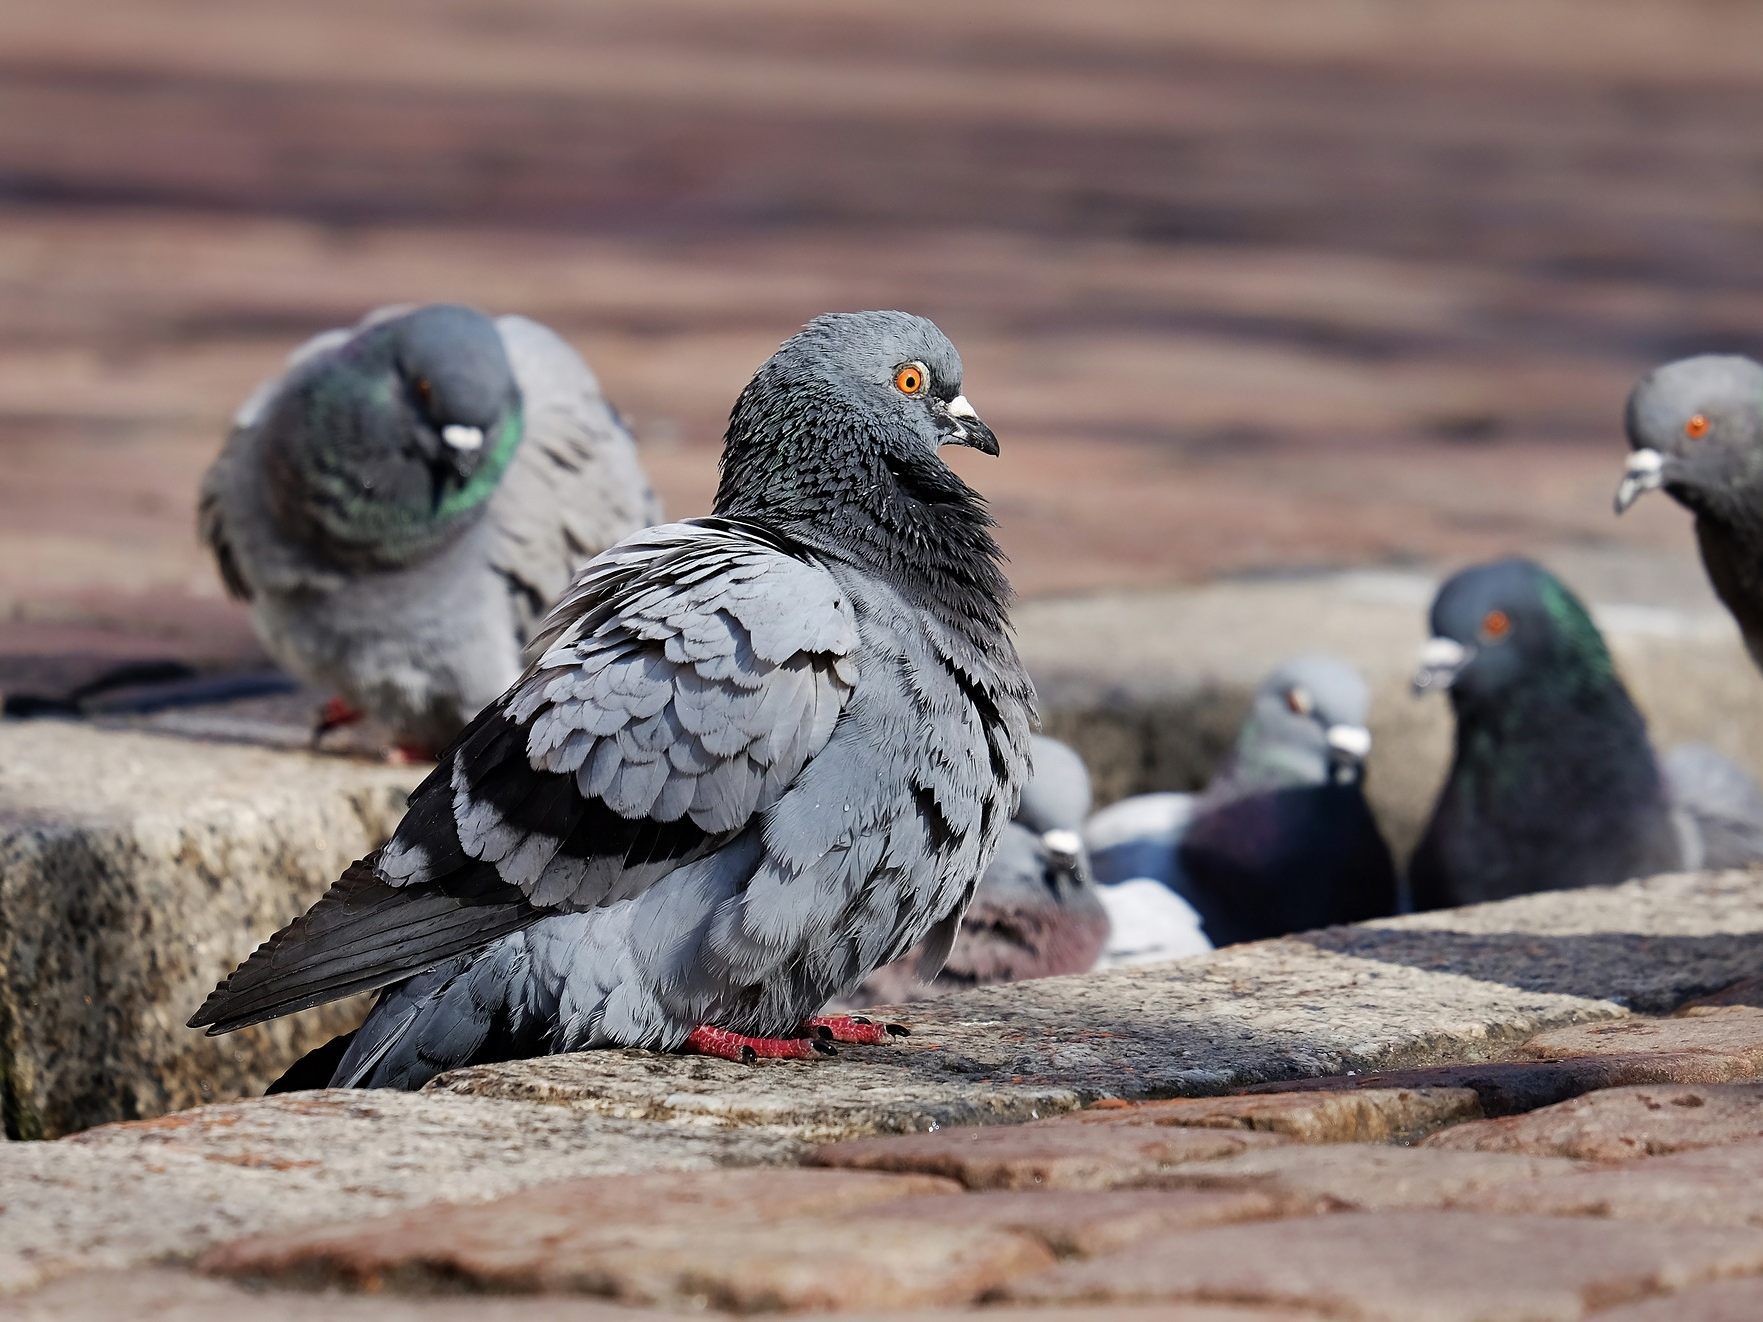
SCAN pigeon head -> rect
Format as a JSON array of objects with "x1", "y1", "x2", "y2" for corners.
[
  {"x1": 1230, "y1": 654, "x2": 1374, "y2": 790},
  {"x1": 263, "y1": 304, "x2": 524, "y2": 564},
  {"x1": 715, "y1": 313, "x2": 1004, "y2": 576},
  {"x1": 1617, "y1": 355, "x2": 1763, "y2": 521},
  {"x1": 1016, "y1": 736, "x2": 1093, "y2": 835},
  {"x1": 1413, "y1": 558, "x2": 1617, "y2": 714}
]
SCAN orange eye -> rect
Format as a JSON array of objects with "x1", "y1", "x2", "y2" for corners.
[
  {"x1": 1685, "y1": 413, "x2": 1710, "y2": 439},
  {"x1": 414, "y1": 377, "x2": 433, "y2": 404},
  {"x1": 1285, "y1": 687, "x2": 1313, "y2": 716},
  {"x1": 893, "y1": 364, "x2": 925, "y2": 395},
  {"x1": 1480, "y1": 609, "x2": 1511, "y2": 642}
]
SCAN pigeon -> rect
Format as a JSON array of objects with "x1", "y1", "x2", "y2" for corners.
[
  {"x1": 189, "y1": 310, "x2": 1035, "y2": 1089},
  {"x1": 1616, "y1": 354, "x2": 1763, "y2": 675},
  {"x1": 844, "y1": 736, "x2": 1108, "y2": 1005},
  {"x1": 199, "y1": 303, "x2": 661, "y2": 755},
  {"x1": 1087, "y1": 655, "x2": 1398, "y2": 957},
  {"x1": 1410, "y1": 556, "x2": 1763, "y2": 910}
]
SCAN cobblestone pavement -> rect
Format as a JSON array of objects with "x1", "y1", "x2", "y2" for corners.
[{"x1": 15, "y1": 977, "x2": 1763, "y2": 1318}]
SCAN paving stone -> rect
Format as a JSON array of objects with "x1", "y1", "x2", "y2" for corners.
[
  {"x1": 12, "y1": 1268, "x2": 683, "y2": 1321},
  {"x1": 0, "y1": 721, "x2": 419, "y2": 1137},
  {"x1": 1008, "y1": 1210, "x2": 1763, "y2": 1320},
  {"x1": 1677, "y1": 977, "x2": 1763, "y2": 1013},
  {"x1": 1522, "y1": 1008, "x2": 1763, "y2": 1073},
  {"x1": 860, "y1": 1186, "x2": 1312, "y2": 1257},
  {"x1": 809, "y1": 1116, "x2": 1290, "y2": 1190},
  {"x1": 1069, "y1": 1087, "x2": 1481, "y2": 1143},
  {"x1": 1150, "y1": 1142, "x2": 1587, "y2": 1210},
  {"x1": 1424, "y1": 1084, "x2": 1763, "y2": 1160},
  {"x1": 1457, "y1": 1139, "x2": 1763, "y2": 1228},
  {"x1": 1243, "y1": 1049, "x2": 1763, "y2": 1119},
  {"x1": 437, "y1": 870, "x2": 1763, "y2": 1132},
  {"x1": 201, "y1": 1168, "x2": 1048, "y2": 1311},
  {"x1": 1591, "y1": 1275, "x2": 1763, "y2": 1320},
  {"x1": 0, "y1": 1091, "x2": 801, "y2": 1295}
]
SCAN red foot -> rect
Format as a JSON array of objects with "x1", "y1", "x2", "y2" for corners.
[
  {"x1": 682, "y1": 1024, "x2": 833, "y2": 1063},
  {"x1": 804, "y1": 1014, "x2": 910, "y2": 1045},
  {"x1": 313, "y1": 696, "x2": 365, "y2": 739}
]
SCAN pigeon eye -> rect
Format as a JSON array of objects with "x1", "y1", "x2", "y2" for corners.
[
  {"x1": 1685, "y1": 413, "x2": 1710, "y2": 440},
  {"x1": 414, "y1": 377, "x2": 434, "y2": 407},
  {"x1": 893, "y1": 364, "x2": 926, "y2": 396},
  {"x1": 1480, "y1": 609, "x2": 1512, "y2": 642},
  {"x1": 1285, "y1": 687, "x2": 1313, "y2": 716}
]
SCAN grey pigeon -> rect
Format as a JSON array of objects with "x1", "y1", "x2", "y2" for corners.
[
  {"x1": 845, "y1": 736, "x2": 1108, "y2": 1006},
  {"x1": 200, "y1": 303, "x2": 661, "y2": 754},
  {"x1": 1616, "y1": 354, "x2": 1763, "y2": 674},
  {"x1": 1410, "y1": 557, "x2": 1763, "y2": 910},
  {"x1": 1087, "y1": 655, "x2": 1397, "y2": 956},
  {"x1": 190, "y1": 310, "x2": 1035, "y2": 1088}
]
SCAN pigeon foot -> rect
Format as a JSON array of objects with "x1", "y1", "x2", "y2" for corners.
[
  {"x1": 682, "y1": 1025, "x2": 834, "y2": 1063},
  {"x1": 313, "y1": 696, "x2": 365, "y2": 741},
  {"x1": 804, "y1": 1013, "x2": 910, "y2": 1045}
]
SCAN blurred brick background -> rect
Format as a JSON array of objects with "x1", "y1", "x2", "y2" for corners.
[{"x1": 4, "y1": 0, "x2": 1763, "y2": 670}]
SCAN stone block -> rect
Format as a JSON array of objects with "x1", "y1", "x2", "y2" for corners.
[
  {"x1": 1456, "y1": 1138, "x2": 1763, "y2": 1227},
  {"x1": 1068, "y1": 1087, "x2": 1481, "y2": 1143},
  {"x1": 1424, "y1": 1083, "x2": 1763, "y2": 1160},
  {"x1": 1008, "y1": 1210, "x2": 1763, "y2": 1320},
  {"x1": 0, "y1": 1090, "x2": 801, "y2": 1294},
  {"x1": 0, "y1": 721, "x2": 418, "y2": 1136},
  {"x1": 810, "y1": 1118, "x2": 1288, "y2": 1190},
  {"x1": 200, "y1": 1168, "x2": 1048, "y2": 1311},
  {"x1": 1152, "y1": 1142, "x2": 1586, "y2": 1209}
]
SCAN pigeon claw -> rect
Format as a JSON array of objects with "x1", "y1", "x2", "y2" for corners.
[
  {"x1": 804, "y1": 1014, "x2": 909, "y2": 1045},
  {"x1": 682, "y1": 1025, "x2": 825, "y2": 1063}
]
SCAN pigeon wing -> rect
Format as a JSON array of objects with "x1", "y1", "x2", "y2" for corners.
[
  {"x1": 487, "y1": 316, "x2": 664, "y2": 639},
  {"x1": 190, "y1": 518, "x2": 858, "y2": 1033}
]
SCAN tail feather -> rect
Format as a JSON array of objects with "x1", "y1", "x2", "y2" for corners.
[{"x1": 188, "y1": 854, "x2": 536, "y2": 1035}]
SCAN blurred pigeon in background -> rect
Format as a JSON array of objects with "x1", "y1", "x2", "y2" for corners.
[
  {"x1": 190, "y1": 310, "x2": 1035, "y2": 1089},
  {"x1": 1087, "y1": 655, "x2": 1398, "y2": 959},
  {"x1": 1410, "y1": 556, "x2": 1763, "y2": 910},
  {"x1": 846, "y1": 735, "x2": 1108, "y2": 1005},
  {"x1": 200, "y1": 303, "x2": 661, "y2": 755},
  {"x1": 1616, "y1": 354, "x2": 1763, "y2": 676}
]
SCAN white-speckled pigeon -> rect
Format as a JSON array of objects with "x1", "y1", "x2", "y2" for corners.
[
  {"x1": 1087, "y1": 655, "x2": 1397, "y2": 959},
  {"x1": 200, "y1": 303, "x2": 661, "y2": 754},
  {"x1": 189, "y1": 311, "x2": 1035, "y2": 1088},
  {"x1": 1616, "y1": 354, "x2": 1763, "y2": 676},
  {"x1": 1411, "y1": 556, "x2": 1763, "y2": 909},
  {"x1": 845, "y1": 736, "x2": 1108, "y2": 1006}
]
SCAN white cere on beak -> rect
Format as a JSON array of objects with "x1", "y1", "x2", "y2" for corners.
[
  {"x1": 1413, "y1": 636, "x2": 1473, "y2": 694},
  {"x1": 946, "y1": 395, "x2": 979, "y2": 421},
  {"x1": 1614, "y1": 447, "x2": 1665, "y2": 515},
  {"x1": 1324, "y1": 724, "x2": 1373, "y2": 761},
  {"x1": 1041, "y1": 828, "x2": 1083, "y2": 863},
  {"x1": 441, "y1": 424, "x2": 485, "y2": 452}
]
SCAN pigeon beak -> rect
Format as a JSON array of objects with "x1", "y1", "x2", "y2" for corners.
[
  {"x1": 1041, "y1": 828, "x2": 1084, "y2": 870},
  {"x1": 1614, "y1": 448, "x2": 1664, "y2": 515},
  {"x1": 1040, "y1": 828, "x2": 1087, "y2": 893},
  {"x1": 1412, "y1": 637, "x2": 1473, "y2": 695},
  {"x1": 441, "y1": 424, "x2": 485, "y2": 454},
  {"x1": 937, "y1": 395, "x2": 999, "y2": 456},
  {"x1": 1324, "y1": 724, "x2": 1372, "y2": 783}
]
